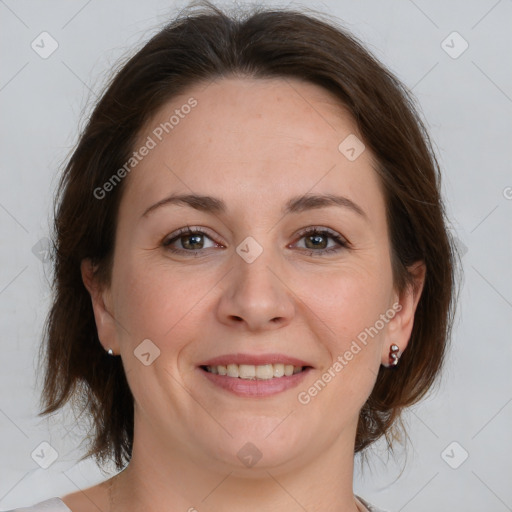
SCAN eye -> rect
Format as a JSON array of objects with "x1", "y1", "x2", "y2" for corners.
[
  {"x1": 162, "y1": 225, "x2": 349, "y2": 257},
  {"x1": 162, "y1": 226, "x2": 222, "y2": 255},
  {"x1": 292, "y1": 227, "x2": 349, "y2": 256}
]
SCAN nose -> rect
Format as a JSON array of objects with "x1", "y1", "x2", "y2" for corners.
[{"x1": 215, "y1": 245, "x2": 295, "y2": 331}]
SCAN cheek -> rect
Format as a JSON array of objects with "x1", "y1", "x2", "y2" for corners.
[
  {"x1": 295, "y1": 261, "x2": 393, "y2": 346},
  {"x1": 292, "y1": 259, "x2": 393, "y2": 409},
  {"x1": 293, "y1": 271, "x2": 389, "y2": 422},
  {"x1": 111, "y1": 256, "x2": 217, "y2": 346}
]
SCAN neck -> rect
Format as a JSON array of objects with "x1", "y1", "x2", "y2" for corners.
[{"x1": 109, "y1": 413, "x2": 363, "y2": 512}]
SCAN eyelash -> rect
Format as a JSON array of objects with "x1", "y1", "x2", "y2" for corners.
[
  {"x1": 294, "y1": 226, "x2": 349, "y2": 256},
  {"x1": 162, "y1": 225, "x2": 349, "y2": 257}
]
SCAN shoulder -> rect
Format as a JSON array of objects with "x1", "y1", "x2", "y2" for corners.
[
  {"x1": 59, "y1": 480, "x2": 110, "y2": 512},
  {"x1": 5, "y1": 480, "x2": 110, "y2": 512},
  {"x1": 2, "y1": 497, "x2": 71, "y2": 511}
]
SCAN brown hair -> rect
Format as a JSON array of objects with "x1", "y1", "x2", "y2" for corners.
[{"x1": 37, "y1": 0, "x2": 457, "y2": 471}]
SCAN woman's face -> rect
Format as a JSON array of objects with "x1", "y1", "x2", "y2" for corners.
[{"x1": 86, "y1": 77, "x2": 420, "y2": 475}]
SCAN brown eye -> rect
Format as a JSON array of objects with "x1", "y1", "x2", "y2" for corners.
[
  {"x1": 163, "y1": 227, "x2": 221, "y2": 255},
  {"x1": 180, "y1": 233, "x2": 205, "y2": 250},
  {"x1": 304, "y1": 233, "x2": 328, "y2": 250},
  {"x1": 293, "y1": 227, "x2": 349, "y2": 256}
]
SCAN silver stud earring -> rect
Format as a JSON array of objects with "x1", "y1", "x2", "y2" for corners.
[
  {"x1": 107, "y1": 348, "x2": 114, "y2": 356},
  {"x1": 389, "y1": 344, "x2": 400, "y2": 366}
]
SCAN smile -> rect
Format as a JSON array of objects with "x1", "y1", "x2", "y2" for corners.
[{"x1": 201, "y1": 363, "x2": 306, "y2": 380}]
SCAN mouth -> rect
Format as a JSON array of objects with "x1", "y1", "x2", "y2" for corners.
[
  {"x1": 200, "y1": 363, "x2": 310, "y2": 380},
  {"x1": 197, "y1": 354, "x2": 313, "y2": 397}
]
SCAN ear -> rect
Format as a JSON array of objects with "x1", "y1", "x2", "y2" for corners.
[
  {"x1": 381, "y1": 261, "x2": 426, "y2": 366},
  {"x1": 81, "y1": 258, "x2": 119, "y2": 354}
]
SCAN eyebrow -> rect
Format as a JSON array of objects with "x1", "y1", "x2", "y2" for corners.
[{"x1": 141, "y1": 193, "x2": 368, "y2": 220}]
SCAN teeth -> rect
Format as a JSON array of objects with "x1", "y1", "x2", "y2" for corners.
[
  {"x1": 204, "y1": 363, "x2": 305, "y2": 380},
  {"x1": 239, "y1": 364, "x2": 256, "y2": 379},
  {"x1": 227, "y1": 364, "x2": 239, "y2": 378},
  {"x1": 273, "y1": 363, "x2": 285, "y2": 377},
  {"x1": 256, "y1": 364, "x2": 273, "y2": 380}
]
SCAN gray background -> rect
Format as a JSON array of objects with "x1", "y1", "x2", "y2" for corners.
[{"x1": 1, "y1": 0, "x2": 511, "y2": 511}]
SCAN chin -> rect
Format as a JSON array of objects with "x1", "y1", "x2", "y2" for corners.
[{"x1": 197, "y1": 422, "x2": 309, "y2": 474}]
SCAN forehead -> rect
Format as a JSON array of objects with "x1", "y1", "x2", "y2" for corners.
[
  {"x1": 121, "y1": 77, "x2": 384, "y2": 221},
  {"x1": 138, "y1": 76, "x2": 359, "y2": 162}
]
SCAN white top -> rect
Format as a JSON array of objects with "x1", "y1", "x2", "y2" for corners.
[
  {"x1": 4, "y1": 495, "x2": 389, "y2": 511},
  {"x1": 3, "y1": 498, "x2": 71, "y2": 511}
]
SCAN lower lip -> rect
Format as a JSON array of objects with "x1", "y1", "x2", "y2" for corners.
[{"x1": 198, "y1": 367, "x2": 312, "y2": 397}]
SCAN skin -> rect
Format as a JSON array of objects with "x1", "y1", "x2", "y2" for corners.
[{"x1": 66, "y1": 77, "x2": 425, "y2": 512}]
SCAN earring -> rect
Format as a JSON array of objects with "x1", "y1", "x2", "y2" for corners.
[
  {"x1": 107, "y1": 348, "x2": 114, "y2": 356},
  {"x1": 389, "y1": 344, "x2": 400, "y2": 366}
]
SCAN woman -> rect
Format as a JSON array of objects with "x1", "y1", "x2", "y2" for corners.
[{"x1": 9, "y1": 1, "x2": 456, "y2": 511}]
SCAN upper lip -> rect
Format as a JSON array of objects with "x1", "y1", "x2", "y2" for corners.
[{"x1": 199, "y1": 353, "x2": 313, "y2": 368}]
